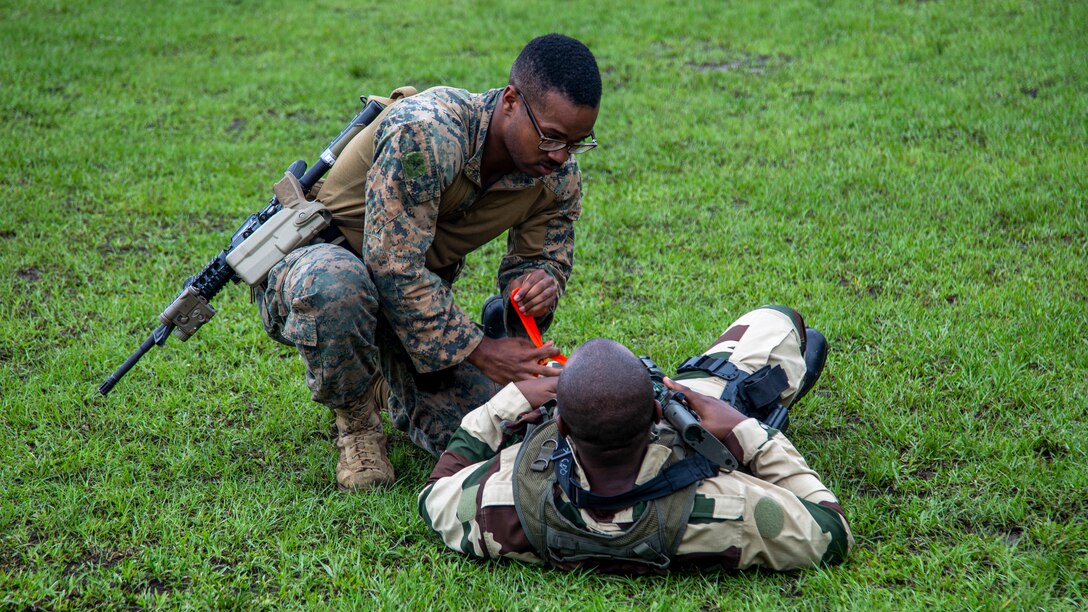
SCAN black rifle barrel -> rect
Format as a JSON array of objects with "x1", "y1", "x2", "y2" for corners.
[{"x1": 98, "y1": 323, "x2": 172, "y2": 395}]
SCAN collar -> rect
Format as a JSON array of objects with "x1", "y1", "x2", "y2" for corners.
[
  {"x1": 462, "y1": 88, "x2": 549, "y2": 192},
  {"x1": 562, "y1": 438, "x2": 674, "y2": 490}
]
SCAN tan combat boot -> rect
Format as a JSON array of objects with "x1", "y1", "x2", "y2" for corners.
[{"x1": 333, "y1": 377, "x2": 395, "y2": 491}]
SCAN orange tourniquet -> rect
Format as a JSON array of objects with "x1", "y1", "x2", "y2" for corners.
[{"x1": 511, "y1": 288, "x2": 568, "y2": 365}]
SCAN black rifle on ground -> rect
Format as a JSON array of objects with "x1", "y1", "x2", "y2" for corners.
[{"x1": 98, "y1": 98, "x2": 386, "y2": 396}]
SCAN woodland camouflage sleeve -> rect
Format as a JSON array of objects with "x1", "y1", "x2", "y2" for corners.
[
  {"x1": 363, "y1": 116, "x2": 484, "y2": 373},
  {"x1": 497, "y1": 164, "x2": 582, "y2": 299}
]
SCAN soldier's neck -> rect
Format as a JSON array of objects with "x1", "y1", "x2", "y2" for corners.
[
  {"x1": 576, "y1": 445, "x2": 647, "y2": 498},
  {"x1": 480, "y1": 111, "x2": 514, "y2": 189}
]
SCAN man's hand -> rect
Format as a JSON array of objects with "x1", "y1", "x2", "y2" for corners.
[
  {"x1": 510, "y1": 270, "x2": 558, "y2": 317},
  {"x1": 468, "y1": 336, "x2": 562, "y2": 385},
  {"x1": 663, "y1": 377, "x2": 747, "y2": 442},
  {"x1": 514, "y1": 376, "x2": 558, "y2": 409}
]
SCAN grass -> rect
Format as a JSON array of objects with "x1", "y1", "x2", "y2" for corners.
[{"x1": 2, "y1": 0, "x2": 1086, "y2": 608}]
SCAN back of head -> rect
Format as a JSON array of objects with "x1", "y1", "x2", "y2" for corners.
[
  {"x1": 557, "y1": 338, "x2": 655, "y2": 451},
  {"x1": 510, "y1": 33, "x2": 602, "y2": 108}
]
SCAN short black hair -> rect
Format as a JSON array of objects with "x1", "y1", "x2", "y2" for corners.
[
  {"x1": 510, "y1": 33, "x2": 602, "y2": 109},
  {"x1": 557, "y1": 338, "x2": 655, "y2": 451}
]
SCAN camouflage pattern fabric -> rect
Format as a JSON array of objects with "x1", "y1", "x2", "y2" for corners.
[
  {"x1": 318, "y1": 87, "x2": 582, "y2": 373},
  {"x1": 258, "y1": 86, "x2": 582, "y2": 455},
  {"x1": 418, "y1": 306, "x2": 854, "y2": 572},
  {"x1": 673, "y1": 305, "x2": 809, "y2": 407},
  {"x1": 260, "y1": 243, "x2": 502, "y2": 455}
]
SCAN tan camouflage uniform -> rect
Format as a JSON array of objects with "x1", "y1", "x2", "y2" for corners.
[
  {"x1": 259, "y1": 87, "x2": 583, "y2": 455},
  {"x1": 418, "y1": 306, "x2": 854, "y2": 571}
]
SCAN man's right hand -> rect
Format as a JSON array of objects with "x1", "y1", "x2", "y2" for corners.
[
  {"x1": 663, "y1": 377, "x2": 747, "y2": 442},
  {"x1": 467, "y1": 336, "x2": 562, "y2": 384}
]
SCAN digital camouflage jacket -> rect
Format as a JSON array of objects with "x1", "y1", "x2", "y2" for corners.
[{"x1": 317, "y1": 87, "x2": 583, "y2": 373}]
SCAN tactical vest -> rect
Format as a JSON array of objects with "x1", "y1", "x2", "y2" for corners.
[{"x1": 511, "y1": 420, "x2": 700, "y2": 572}]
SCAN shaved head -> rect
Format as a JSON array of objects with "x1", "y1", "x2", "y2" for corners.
[{"x1": 556, "y1": 338, "x2": 655, "y2": 451}]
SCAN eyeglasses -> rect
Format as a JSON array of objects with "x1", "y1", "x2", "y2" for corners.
[{"x1": 517, "y1": 90, "x2": 597, "y2": 155}]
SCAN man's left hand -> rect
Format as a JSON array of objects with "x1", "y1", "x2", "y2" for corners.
[
  {"x1": 510, "y1": 270, "x2": 558, "y2": 317},
  {"x1": 514, "y1": 376, "x2": 558, "y2": 409}
]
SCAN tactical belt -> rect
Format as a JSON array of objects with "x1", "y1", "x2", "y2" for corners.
[{"x1": 318, "y1": 224, "x2": 361, "y2": 258}]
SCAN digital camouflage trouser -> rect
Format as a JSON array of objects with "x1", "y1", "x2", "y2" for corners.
[{"x1": 258, "y1": 243, "x2": 502, "y2": 456}]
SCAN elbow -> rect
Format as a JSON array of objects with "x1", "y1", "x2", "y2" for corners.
[
  {"x1": 819, "y1": 514, "x2": 853, "y2": 567},
  {"x1": 800, "y1": 498, "x2": 853, "y2": 566}
]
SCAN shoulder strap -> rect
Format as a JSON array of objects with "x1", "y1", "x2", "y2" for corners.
[
  {"x1": 511, "y1": 419, "x2": 562, "y2": 556},
  {"x1": 550, "y1": 435, "x2": 717, "y2": 511},
  {"x1": 362, "y1": 85, "x2": 418, "y2": 109}
]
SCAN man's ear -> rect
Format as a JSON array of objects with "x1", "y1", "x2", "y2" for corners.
[
  {"x1": 652, "y1": 399, "x2": 663, "y2": 424},
  {"x1": 500, "y1": 85, "x2": 519, "y2": 113},
  {"x1": 556, "y1": 414, "x2": 569, "y2": 437}
]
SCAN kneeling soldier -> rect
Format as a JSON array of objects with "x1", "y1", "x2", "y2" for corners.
[{"x1": 258, "y1": 34, "x2": 602, "y2": 490}]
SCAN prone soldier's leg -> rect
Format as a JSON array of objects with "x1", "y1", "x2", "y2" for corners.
[
  {"x1": 258, "y1": 243, "x2": 394, "y2": 490},
  {"x1": 678, "y1": 305, "x2": 810, "y2": 409}
]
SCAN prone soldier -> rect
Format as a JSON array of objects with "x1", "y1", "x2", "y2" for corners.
[{"x1": 418, "y1": 306, "x2": 853, "y2": 573}]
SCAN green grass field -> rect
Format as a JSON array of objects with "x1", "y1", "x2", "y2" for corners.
[{"x1": 2, "y1": 0, "x2": 1086, "y2": 608}]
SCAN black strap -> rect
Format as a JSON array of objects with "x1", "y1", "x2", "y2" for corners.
[
  {"x1": 317, "y1": 224, "x2": 362, "y2": 258},
  {"x1": 550, "y1": 436, "x2": 717, "y2": 511},
  {"x1": 678, "y1": 356, "x2": 789, "y2": 416},
  {"x1": 737, "y1": 365, "x2": 789, "y2": 410},
  {"x1": 676, "y1": 355, "x2": 746, "y2": 381}
]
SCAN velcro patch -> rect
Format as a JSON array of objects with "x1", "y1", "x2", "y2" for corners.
[
  {"x1": 457, "y1": 484, "x2": 480, "y2": 523},
  {"x1": 754, "y1": 496, "x2": 785, "y2": 538},
  {"x1": 402, "y1": 151, "x2": 427, "y2": 179},
  {"x1": 690, "y1": 493, "x2": 745, "y2": 521}
]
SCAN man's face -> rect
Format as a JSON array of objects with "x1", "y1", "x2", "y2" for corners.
[{"x1": 504, "y1": 87, "x2": 599, "y2": 178}]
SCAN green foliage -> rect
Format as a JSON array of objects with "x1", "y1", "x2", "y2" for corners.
[{"x1": 2, "y1": 0, "x2": 1085, "y2": 608}]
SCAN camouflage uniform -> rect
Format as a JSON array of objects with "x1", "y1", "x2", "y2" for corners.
[
  {"x1": 259, "y1": 87, "x2": 584, "y2": 456},
  {"x1": 418, "y1": 306, "x2": 854, "y2": 572}
]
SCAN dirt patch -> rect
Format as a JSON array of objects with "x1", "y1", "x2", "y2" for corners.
[
  {"x1": 688, "y1": 53, "x2": 776, "y2": 74},
  {"x1": 63, "y1": 547, "x2": 133, "y2": 574},
  {"x1": 1002, "y1": 527, "x2": 1024, "y2": 547},
  {"x1": 265, "y1": 109, "x2": 321, "y2": 124},
  {"x1": 17, "y1": 267, "x2": 41, "y2": 282},
  {"x1": 902, "y1": 124, "x2": 987, "y2": 148},
  {"x1": 1033, "y1": 438, "x2": 1069, "y2": 461},
  {"x1": 98, "y1": 237, "x2": 151, "y2": 257}
]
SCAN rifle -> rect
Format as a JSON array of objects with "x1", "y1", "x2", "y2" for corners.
[
  {"x1": 640, "y1": 356, "x2": 740, "y2": 471},
  {"x1": 98, "y1": 98, "x2": 386, "y2": 396}
]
